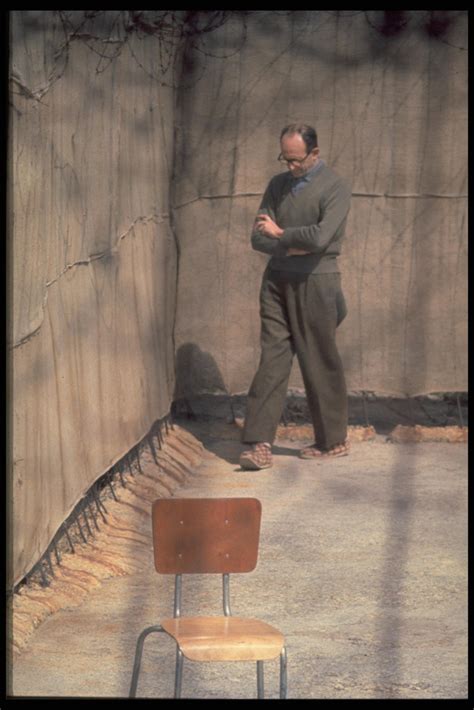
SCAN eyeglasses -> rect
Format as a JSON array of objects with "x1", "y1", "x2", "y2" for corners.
[{"x1": 277, "y1": 151, "x2": 311, "y2": 166}]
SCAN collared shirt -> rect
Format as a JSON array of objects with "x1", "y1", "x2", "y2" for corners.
[{"x1": 290, "y1": 159, "x2": 326, "y2": 195}]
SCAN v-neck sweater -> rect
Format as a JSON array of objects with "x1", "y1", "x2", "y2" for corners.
[{"x1": 251, "y1": 163, "x2": 352, "y2": 273}]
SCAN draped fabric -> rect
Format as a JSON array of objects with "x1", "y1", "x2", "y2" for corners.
[
  {"x1": 10, "y1": 12, "x2": 178, "y2": 585},
  {"x1": 9, "y1": 11, "x2": 467, "y2": 584},
  {"x1": 172, "y1": 10, "x2": 467, "y2": 397}
]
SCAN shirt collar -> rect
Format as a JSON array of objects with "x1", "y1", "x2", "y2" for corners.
[
  {"x1": 288, "y1": 159, "x2": 325, "y2": 195},
  {"x1": 297, "y1": 158, "x2": 325, "y2": 182}
]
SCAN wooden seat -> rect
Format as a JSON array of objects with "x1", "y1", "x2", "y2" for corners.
[
  {"x1": 161, "y1": 616, "x2": 285, "y2": 662},
  {"x1": 129, "y1": 497, "x2": 287, "y2": 699}
]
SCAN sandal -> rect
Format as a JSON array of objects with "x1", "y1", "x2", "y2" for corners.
[
  {"x1": 299, "y1": 440, "x2": 350, "y2": 459},
  {"x1": 239, "y1": 442, "x2": 273, "y2": 470}
]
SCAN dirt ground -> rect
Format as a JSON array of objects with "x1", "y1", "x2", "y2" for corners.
[{"x1": 7, "y1": 419, "x2": 468, "y2": 700}]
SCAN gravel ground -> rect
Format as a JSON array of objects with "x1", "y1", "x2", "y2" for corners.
[{"x1": 7, "y1": 420, "x2": 468, "y2": 700}]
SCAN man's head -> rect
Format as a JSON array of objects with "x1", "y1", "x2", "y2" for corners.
[{"x1": 279, "y1": 123, "x2": 320, "y2": 178}]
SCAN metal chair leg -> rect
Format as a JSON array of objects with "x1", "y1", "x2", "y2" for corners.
[
  {"x1": 174, "y1": 647, "x2": 184, "y2": 698},
  {"x1": 257, "y1": 660, "x2": 264, "y2": 699},
  {"x1": 280, "y1": 646, "x2": 288, "y2": 699},
  {"x1": 129, "y1": 625, "x2": 164, "y2": 698}
]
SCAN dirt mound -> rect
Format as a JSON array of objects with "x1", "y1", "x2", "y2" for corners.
[{"x1": 10, "y1": 426, "x2": 205, "y2": 656}]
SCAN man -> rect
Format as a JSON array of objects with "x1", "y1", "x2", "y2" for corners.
[{"x1": 239, "y1": 123, "x2": 351, "y2": 470}]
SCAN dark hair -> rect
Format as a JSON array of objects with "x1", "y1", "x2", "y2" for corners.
[{"x1": 280, "y1": 123, "x2": 318, "y2": 152}]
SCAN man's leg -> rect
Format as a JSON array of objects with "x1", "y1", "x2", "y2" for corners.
[
  {"x1": 242, "y1": 271, "x2": 294, "y2": 446},
  {"x1": 287, "y1": 273, "x2": 348, "y2": 451}
]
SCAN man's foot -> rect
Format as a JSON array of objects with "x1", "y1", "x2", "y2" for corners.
[
  {"x1": 299, "y1": 440, "x2": 350, "y2": 459},
  {"x1": 239, "y1": 442, "x2": 273, "y2": 470}
]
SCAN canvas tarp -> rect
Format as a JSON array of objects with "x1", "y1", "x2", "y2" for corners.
[
  {"x1": 9, "y1": 11, "x2": 467, "y2": 586},
  {"x1": 172, "y1": 10, "x2": 468, "y2": 397},
  {"x1": 9, "y1": 11, "x2": 177, "y2": 585}
]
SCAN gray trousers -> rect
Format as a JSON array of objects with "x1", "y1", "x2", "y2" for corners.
[{"x1": 242, "y1": 268, "x2": 348, "y2": 449}]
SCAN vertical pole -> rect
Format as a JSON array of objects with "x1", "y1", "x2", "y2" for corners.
[
  {"x1": 223, "y1": 574, "x2": 232, "y2": 616},
  {"x1": 257, "y1": 661, "x2": 264, "y2": 699},
  {"x1": 174, "y1": 575, "x2": 182, "y2": 618},
  {"x1": 175, "y1": 648, "x2": 184, "y2": 698},
  {"x1": 280, "y1": 646, "x2": 288, "y2": 699}
]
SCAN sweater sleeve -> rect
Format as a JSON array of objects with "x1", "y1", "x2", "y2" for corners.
[
  {"x1": 279, "y1": 178, "x2": 351, "y2": 253},
  {"x1": 251, "y1": 180, "x2": 288, "y2": 257}
]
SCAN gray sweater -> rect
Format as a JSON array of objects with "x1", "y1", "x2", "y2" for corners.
[{"x1": 251, "y1": 162, "x2": 352, "y2": 273}]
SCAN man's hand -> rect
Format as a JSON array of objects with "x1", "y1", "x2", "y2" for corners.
[
  {"x1": 255, "y1": 215, "x2": 310, "y2": 254},
  {"x1": 255, "y1": 214, "x2": 284, "y2": 239}
]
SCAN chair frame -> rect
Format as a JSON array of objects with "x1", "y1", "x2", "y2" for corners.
[{"x1": 129, "y1": 498, "x2": 288, "y2": 699}]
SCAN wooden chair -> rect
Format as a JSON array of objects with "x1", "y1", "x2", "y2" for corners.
[{"x1": 129, "y1": 497, "x2": 287, "y2": 699}]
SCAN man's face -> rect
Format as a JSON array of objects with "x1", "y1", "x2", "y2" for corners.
[{"x1": 280, "y1": 133, "x2": 320, "y2": 178}]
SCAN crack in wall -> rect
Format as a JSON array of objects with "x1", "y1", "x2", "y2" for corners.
[
  {"x1": 12, "y1": 212, "x2": 170, "y2": 350},
  {"x1": 173, "y1": 191, "x2": 467, "y2": 211},
  {"x1": 173, "y1": 192, "x2": 263, "y2": 210}
]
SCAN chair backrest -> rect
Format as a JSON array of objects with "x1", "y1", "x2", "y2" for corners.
[{"x1": 152, "y1": 498, "x2": 262, "y2": 574}]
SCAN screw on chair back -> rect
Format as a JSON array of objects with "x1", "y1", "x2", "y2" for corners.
[
  {"x1": 152, "y1": 497, "x2": 261, "y2": 575},
  {"x1": 129, "y1": 497, "x2": 287, "y2": 699}
]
